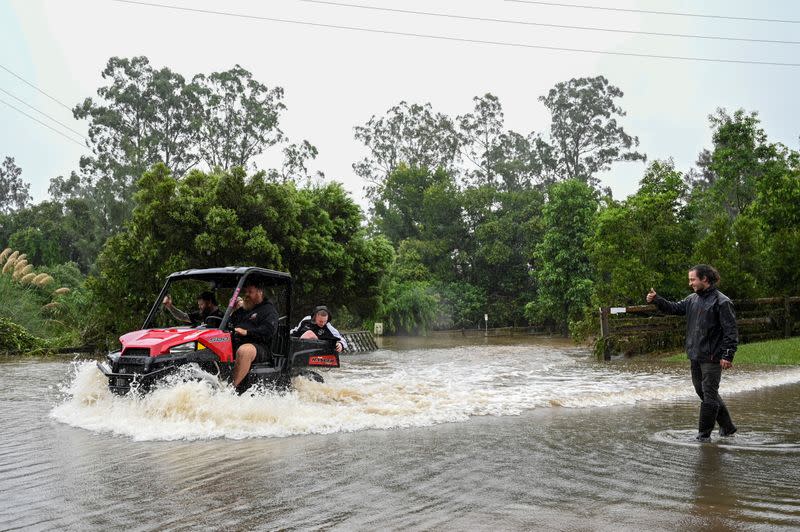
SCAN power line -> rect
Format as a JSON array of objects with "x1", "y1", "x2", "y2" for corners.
[
  {"x1": 0, "y1": 86, "x2": 86, "y2": 141},
  {"x1": 0, "y1": 96, "x2": 89, "y2": 151},
  {"x1": 303, "y1": 0, "x2": 800, "y2": 46},
  {"x1": 506, "y1": 0, "x2": 800, "y2": 25},
  {"x1": 110, "y1": 0, "x2": 800, "y2": 67},
  {"x1": 0, "y1": 64, "x2": 75, "y2": 112}
]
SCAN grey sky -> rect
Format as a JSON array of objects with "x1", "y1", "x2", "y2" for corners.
[{"x1": 2, "y1": 0, "x2": 799, "y2": 208}]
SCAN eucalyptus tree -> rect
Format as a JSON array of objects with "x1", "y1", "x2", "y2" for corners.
[
  {"x1": 539, "y1": 76, "x2": 645, "y2": 187},
  {"x1": 73, "y1": 57, "x2": 201, "y2": 197},
  {"x1": 457, "y1": 93, "x2": 554, "y2": 191},
  {"x1": 457, "y1": 93, "x2": 505, "y2": 186},
  {"x1": 192, "y1": 65, "x2": 286, "y2": 171},
  {"x1": 353, "y1": 101, "x2": 461, "y2": 197},
  {"x1": 0, "y1": 157, "x2": 31, "y2": 214}
]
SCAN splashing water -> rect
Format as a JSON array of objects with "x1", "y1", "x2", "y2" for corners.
[{"x1": 50, "y1": 345, "x2": 800, "y2": 441}]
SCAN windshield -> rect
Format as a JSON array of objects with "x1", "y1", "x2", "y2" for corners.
[
  {"x1": 149, "y1": 278, "x2": 234, "y2": 329},
  {"x1": 146, "y1": 273, "x2": 290, "y2": 330}
]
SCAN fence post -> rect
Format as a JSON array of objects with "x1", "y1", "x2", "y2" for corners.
[
  {"x1": 599, "y1": 307, "x2": 611, "y2": 360},
  {"x1": 785, "y1": 296, "x2": 792, "y2": 338}
]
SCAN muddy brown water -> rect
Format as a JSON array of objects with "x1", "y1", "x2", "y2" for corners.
[{"x1": 1, "y1": 337, "x2": 799, "y2": 530}]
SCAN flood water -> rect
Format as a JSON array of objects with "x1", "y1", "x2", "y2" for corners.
[{"x1": 2, "y1": 338, "x2": 800, "y2": 530}]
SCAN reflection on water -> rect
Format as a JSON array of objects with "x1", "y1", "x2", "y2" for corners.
[
  {"x1": 685, "y1": 443, "x2": 732, "y2": 529},
  {"x1": 1, "y1": 341, "x2": 799, "y2": 530},
  {"x1": 654, "y1": 428, "x2": 800, "y2": 452}
]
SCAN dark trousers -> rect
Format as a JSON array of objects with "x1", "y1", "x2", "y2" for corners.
[{"x1": 691, "y1": 360, "x2": 736, "y2": 437}]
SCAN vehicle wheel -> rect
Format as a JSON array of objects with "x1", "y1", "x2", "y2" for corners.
[{"x1": 300, "y1": 370, "x2": 324, "y2": 383}]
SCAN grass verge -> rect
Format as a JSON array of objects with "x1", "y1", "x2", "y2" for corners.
[{"x1": 664, "y1": 337, "x2": 800, "y2": 365}]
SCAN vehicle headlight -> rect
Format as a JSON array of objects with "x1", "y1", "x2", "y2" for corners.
[{"x1": 169, "y1": 341, "x2": 197, "y2": 354}]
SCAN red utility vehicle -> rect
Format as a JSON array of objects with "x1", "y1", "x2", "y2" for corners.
[{"x1": 98, "y1": 267, "x2": 339, "y2": 394}]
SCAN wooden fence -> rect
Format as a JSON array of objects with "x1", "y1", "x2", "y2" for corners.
[
  {"x1": 342, "y1": 331, "x2": 379, "y2": 353},
  {"x1": 597, "y1": 296, "x2": 800, "y2": 360}
]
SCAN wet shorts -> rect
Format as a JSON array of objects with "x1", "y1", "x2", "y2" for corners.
[{"x1": 236, "y1": 342, "x2": 270, "y2": 364}]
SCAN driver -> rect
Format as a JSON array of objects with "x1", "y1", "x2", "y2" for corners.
[
  {"x1": 162, "y1": 291, "x2": 223, "y2": 326},
  {"x1": 229, "y1": 280, "x2": 278, "y2": 392}
]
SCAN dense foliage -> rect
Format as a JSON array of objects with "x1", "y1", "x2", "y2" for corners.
[
  {"x1": 358, "y1": 91, "x2": 800, "y2": 337},
  {"x1": 0, "y1": 249, "x2": 86, "y2": 352},
  {"x1": 83, "y1": 164, "x2": 392, "y2": 342},
  {"x1": 527, "y1": 179, "x2": 598, "y2": 334},
  {"x1": 2, "y1": 57, "x2": 799, "y2": 349}
]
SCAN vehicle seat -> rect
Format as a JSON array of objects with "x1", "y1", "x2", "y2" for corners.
[{"x1": 271, "y1": 316, "x2": 288, "y2": 357}]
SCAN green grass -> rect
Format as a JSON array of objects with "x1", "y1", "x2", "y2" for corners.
[
  {"x1": 0, "y1": 274, "x2": 52, "y2": 337},
  {"x1": 0, "y1": 271, "x2": 88, "y2": 353},
  {"x1": 664, "y1": 337, "x2": 800, "y2": 365}
]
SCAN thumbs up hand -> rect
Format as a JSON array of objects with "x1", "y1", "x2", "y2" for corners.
[{"x1": 646, "y1": 287, "x2": 657, "y2": 303}]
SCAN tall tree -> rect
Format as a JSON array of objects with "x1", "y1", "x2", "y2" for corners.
[
  {"x1": 0, "y1": 157, "x2": 31, "y2": 214},
  {"x1": 458, "y1": 93, "x2": 552, "y2": 190},
  {"x1": 527, "y1": 179, "x2": 598, "y2": 334},
  {"x1": 354, "y1": 101, "x2": 461, "y2": 197},
  {"x1": 687, "y1": 108, "x2": 790, "y2": 298},
  {"x1": 588, "y1": 159, "x2": 695, "y2": 305},
  {"x1": 269, "y1": 140, "x2": 323, "y2": 184},
  {"x1": 60, "y1": 57, "x2": 309, "y2": 269},
  {"x1": 539, "y1": 76, "x2": 645, "y2": 186},
  {"x1": 192, "y1": 65, "x2": 286, "y2": 171},
  {"x1": 73, "y1": 58, "x2": 296, "y2": 224},
  {"x1": 692, "y1": 108, "x2": 779, "y2": 221},
  {"x1": 458, "y1": 93, "x2": 506, "y2": 186},
  {"x1": 74, "y1": 57, "x2": 201, "y2": 198}
]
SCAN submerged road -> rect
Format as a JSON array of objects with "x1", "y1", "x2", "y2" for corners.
[{"x1": 2, "y1": 339, "x2": 799, "y2": 530}]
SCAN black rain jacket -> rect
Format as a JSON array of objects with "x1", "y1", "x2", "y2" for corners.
[
  {"x1": 230, "y1": 300, "x2": 278, "y2": 348},
  {"x1": 653, "y1": 286, "x2": 738, "y2": 362}
]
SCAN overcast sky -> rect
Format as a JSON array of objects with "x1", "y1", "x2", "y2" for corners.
[{"x1": 2, "y1": 0, "x2": 799, "y2": 209}]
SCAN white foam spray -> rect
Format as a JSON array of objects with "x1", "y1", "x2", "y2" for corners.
[{"x1": 50, "y1": 346, "x2": 800, "y2": 441}]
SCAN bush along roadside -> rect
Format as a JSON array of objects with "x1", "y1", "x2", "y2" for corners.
[
  {"x1": 0, "y1": 316, "x2": 45, "y2": 354},
  {"x1": 0, "y1": 248, "x2": 88, "y2": 353}
]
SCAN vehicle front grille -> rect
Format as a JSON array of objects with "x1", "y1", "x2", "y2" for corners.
[
  {"x1": 117, "y1": 364, "x2": 145, "y2": 374},
  {"x1": 122, "y1": 348, "x2": 150, "y2": 357}
]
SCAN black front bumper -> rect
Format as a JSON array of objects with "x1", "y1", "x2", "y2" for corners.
[
  {"x1": 99, "y1": 351, "x2": 222, "y2": 394},
  {"x1": 97, "y1": 361, "x2": 177, "y2": 394}
]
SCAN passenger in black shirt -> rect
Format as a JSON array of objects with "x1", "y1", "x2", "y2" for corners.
[
  {"x1": 163, "y1": 291, "x2": 223, "y2": 326},
  {"x1": 229, "y1": 281, "x2": 278, "y2": 389}
]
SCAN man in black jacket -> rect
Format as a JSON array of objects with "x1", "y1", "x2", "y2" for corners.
[
  {"x1": 230, "y1": 281, "x2": 278, "y2": 390},
  {"x1": 647, "y1": 264, "x2": 738, "y2": 441}
]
